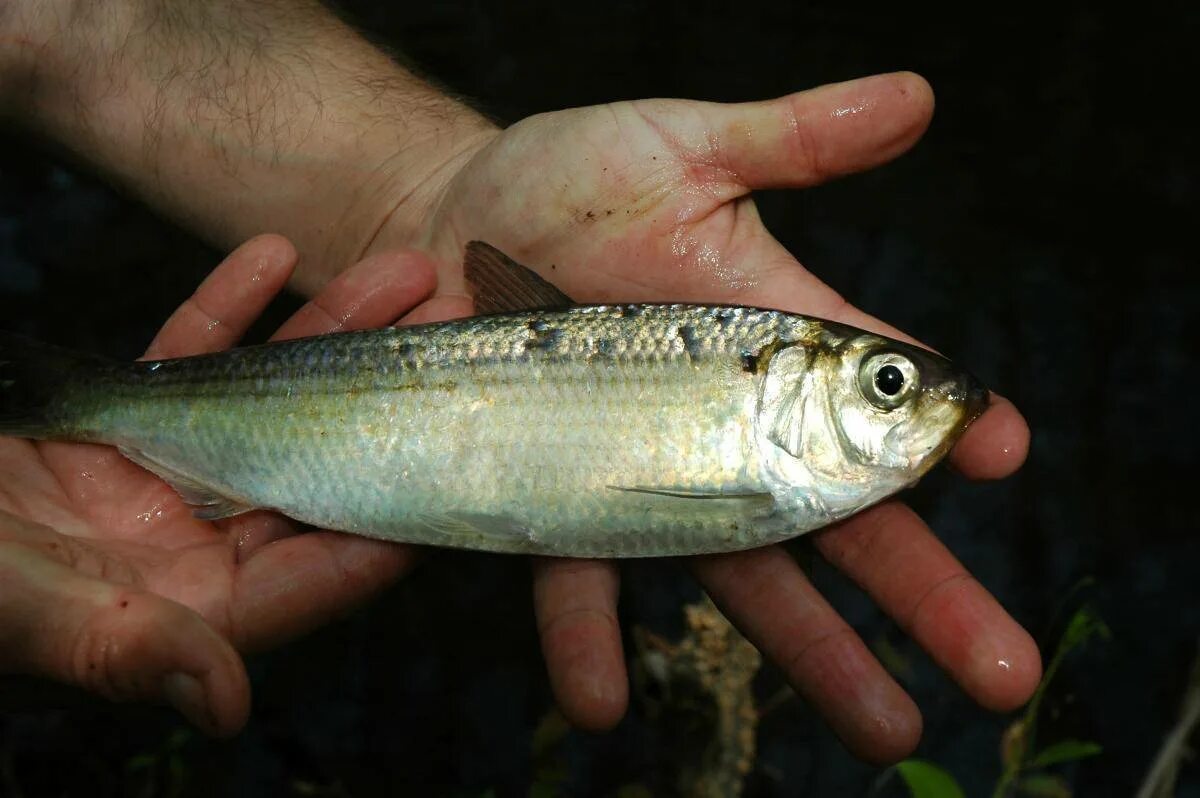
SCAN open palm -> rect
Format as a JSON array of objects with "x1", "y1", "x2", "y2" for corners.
[
  {"x1": 0, "y1": 235, "x2": 437, "y2": 734},
  {"x1": 370, "y1": 72, "x2": 1040, "y2": 762}
]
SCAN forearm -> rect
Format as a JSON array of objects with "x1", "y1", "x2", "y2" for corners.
[{"x1": 0, "y1": 0, "x2": 497, "y2": 293}]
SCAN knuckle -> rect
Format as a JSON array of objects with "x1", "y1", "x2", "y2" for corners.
[
  {"x1": 537, "y1": 605, "x2": 619, "y2": 641},
  {"x1": 906, "y1": 571, "x2": 974, "y2": 633},
  {"x1": 819, "y1": 501, "x2": 909, "y2": 571},
  {"x1": 782, "y1": 624, "x2": 858, "y2": 681},
  {"x1": 784, "y1": 96, "x2": 826, "y2": 183},
  {"x1": 70, "y1": 589, "x2": 154, "y2": 701}
]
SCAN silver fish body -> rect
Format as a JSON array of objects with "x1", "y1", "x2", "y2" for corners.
[{"x1": 1, "y1": 304, "x2": 986, "y2": 557}]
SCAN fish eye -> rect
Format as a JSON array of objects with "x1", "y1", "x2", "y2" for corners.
[
  {"x1": 858, "y1": 352, "x2": 919, "y2": 411},
  {"x1": 875, "y1": 364, "x2": 904, "y2": 396}
]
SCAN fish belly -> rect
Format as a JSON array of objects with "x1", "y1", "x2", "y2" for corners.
[{"x1": 95, "y1": 350, "x2": 786, "y2": 556}]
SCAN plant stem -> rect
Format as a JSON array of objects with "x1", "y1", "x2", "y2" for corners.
[{"x1": 1135, "y1": 639, "x2": 1200, "y2": 798}]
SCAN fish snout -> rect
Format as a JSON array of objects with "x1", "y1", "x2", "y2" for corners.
[{"x1": 960, "y1": 371, "x2": 990, "y2": 423}]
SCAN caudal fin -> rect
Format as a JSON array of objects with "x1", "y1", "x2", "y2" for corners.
[{"x1": 0, "y1": 331, "x2": 112, "y2": 439}]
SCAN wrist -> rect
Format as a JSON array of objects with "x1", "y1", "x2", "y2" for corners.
[
  {"x1": 294, "y1": 88, "x2": 499, "y2": 293},
  {"x1": 345, "y1": 121, "x2": 498, "y2": 290},
  {"x1": 0, "y1": 0, "x2": 499, "y2": 291}
]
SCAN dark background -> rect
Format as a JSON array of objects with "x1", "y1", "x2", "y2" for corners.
[{"x1": 1, "y1": 2, "x2": 1197, "y2": 796}]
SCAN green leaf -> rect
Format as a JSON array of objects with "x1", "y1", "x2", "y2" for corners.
[
  {"x1": 1017, "y1": 773, "x2": 1071, "y2": 797},
  {"x1": 895, "y1": 760, "x2": 965, "y2": 798},
  {"x1": 530, "y1": 709, "x2": 570, "y2": 758},
  {"x1": 1059, "y1": 607, "x2": 1111, "y2": 655},
  {"x1": 1031, "y1": 739, "x2": 1102, "y2": 768},
  {"x1": 125, "y1": 754, "x2": 156, "y2": 771},
  {"x1": 166, "y1": 728, "x2": 192, "y2": 750}
]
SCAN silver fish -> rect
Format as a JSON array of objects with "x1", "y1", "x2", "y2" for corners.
[{"x1": 0, "y1": 243, "x2": 988, "y2": 557}]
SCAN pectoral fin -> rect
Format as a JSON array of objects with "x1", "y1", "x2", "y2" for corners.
[
  {"x1": 607, "y1": 485, "x2": 770, "y2": 502},
  {"x1": 118, "y1": 446, "x2": 256, "y2": 520},
  {"x1": 607, "y1": 485, "x2": 775, "y2": 512}
]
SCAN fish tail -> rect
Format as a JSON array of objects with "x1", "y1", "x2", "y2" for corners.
[{"x1": 0, "y1": 331, "x2": 112, "y2": 438}]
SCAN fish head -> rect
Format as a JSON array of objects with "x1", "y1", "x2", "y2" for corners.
[
  {"x1": 756, "y1": 327, "x2": 988, "y2": 517},
  {"x1": 826, "y1": 333, "x2": 989, "y2": 476}
]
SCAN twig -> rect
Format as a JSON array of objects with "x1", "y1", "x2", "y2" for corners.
[
  {"x1": 1135, "y1": 638, "x2": 1200, "y2": 798},
  {"x1": 756, "y1": 685, "x2": 795, "y2": 719}
]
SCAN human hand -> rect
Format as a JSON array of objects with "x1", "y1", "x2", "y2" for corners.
[
  {"x1": 0, "y1": 234, "x2": 438, "y2": 734},
  {"x1": 0, "y1": 0, "x2": 1034, "y2": 760},
  {"x1": 369, "y1": 72, "x2": 1040, "y2": 763}
]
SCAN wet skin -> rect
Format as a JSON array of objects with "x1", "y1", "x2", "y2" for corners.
[
  {"x1": 367, "y1": 72, "x2": 1040, "y2": 761},
  {"x1": 0, "y1": 71, "x2": 1038, "y2": 763}
]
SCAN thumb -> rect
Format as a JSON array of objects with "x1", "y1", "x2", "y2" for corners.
[
  {"x1": 709, "y1": 71, "x2": 934, "y2": 190},
  {"x1": 0, "y1": 539, "x2": 250, "y2": 736}
]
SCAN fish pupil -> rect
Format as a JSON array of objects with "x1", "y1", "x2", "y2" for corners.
[{"x1": 875, "y1": 364, "x2": 904, "y2": 396}]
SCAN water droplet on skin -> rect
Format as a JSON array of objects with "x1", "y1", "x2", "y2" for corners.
[
  {"x1": 135, "y1": 504, "x2": 166, "y2": 524},
  {"x1": 997, "y1": 659, "x2": 1011, "y2": 671},
  {"x1": 668, "y1": 230, "x2": 759, "y2": 294},
  {"x1": 80, "y1": 471, "x2": 94, "y2": 481},
  {"x1": 831, "y1": 99, "x2": 872, "y2": 119},
  {"x1": 205, "y1": 319, "x2": 221, "y2": 332},
  {"x1": 236, "y1": 528, "x2": 256, "y2": 555}
]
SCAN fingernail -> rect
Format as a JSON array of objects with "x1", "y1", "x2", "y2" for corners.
[{"x1": 163, "y1": 672, "x2": 211, "y2": 731}]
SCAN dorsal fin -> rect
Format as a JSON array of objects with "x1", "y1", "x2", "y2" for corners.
[{"x1": 463, "y1": 241, "x2": 575, "y2": 313}]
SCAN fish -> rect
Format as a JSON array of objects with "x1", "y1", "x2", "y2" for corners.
[{"x1": 0, "y1": 242, "x2": 988, "y2": 557}]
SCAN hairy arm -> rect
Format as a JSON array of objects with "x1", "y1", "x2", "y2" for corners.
[{"x1": 0, "y1": 0, "x2": 496, "y2": 292}]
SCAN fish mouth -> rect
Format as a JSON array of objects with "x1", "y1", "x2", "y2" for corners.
[
  {"x1": 934, "y1": 371, "x2": 990, "y2": 461},
  {"x1": 961, "y1": 371, "x2": 990, "y2": 426},
  {"x1": 929, "y1": 368, "x2": 989, "y2": 424},
  {"x1": 901, "y1": 371, "x2": 991, "y2": 475}
]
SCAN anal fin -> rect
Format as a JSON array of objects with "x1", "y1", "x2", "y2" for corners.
[
  {"x1": 416, "y1": 511, "x2": 535, "y2": 549},
  {"x1": 118, "y1": 446, "x2": 256, "y2": 520}
]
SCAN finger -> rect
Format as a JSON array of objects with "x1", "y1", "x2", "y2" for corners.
[
  {"x1": 270, "y1": 250, "x2": 438, "y2": 340},
  {"x1": 532, "y1": 558, "x2": 627, "y2": 731},
  {"x1": 222, "y1": 511, "x2": 301, "y2": 564},
  {"x1": 397, "y1": 294, "x2": 475, "y2": 326},
  {"x1": 947, "y1": 394, "x2": 1030, "y2": 479},
  {"x1": 691, "y1": 547, "x2": 921, "y2": 764},
  {"x1": 0, "y1": 533, "x2": 249, "y2": 736},
  {"x1": 144, "y1": 234, "x2": 297, "y2": 359},
  {"x1": 221, "y1": 531, "x2": 419, "y2": 652},
  {"x1": 710, "y1": 72, "x2": 935, "y2": 191},
  {"x1": 814, "y1": 501, "x2": 1042, "y2": 712}
]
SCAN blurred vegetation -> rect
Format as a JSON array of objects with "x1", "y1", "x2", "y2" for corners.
[
  {"x1": 879, "y1": 594, "x2": 1110, "y2": 798},
  {"x1": 124, "y1": 729, "x2": 195, "y2": 798}
]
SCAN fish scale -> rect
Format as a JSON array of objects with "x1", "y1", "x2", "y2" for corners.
[
  {"x1": 0, "y1": 290, "x2": 986, "y2": 557},
  {"x1": 44, "y1": 306, "x2": 792, "y2": 556}
]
